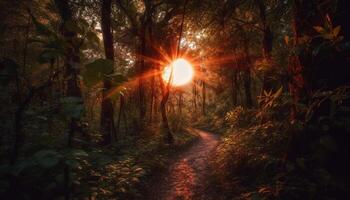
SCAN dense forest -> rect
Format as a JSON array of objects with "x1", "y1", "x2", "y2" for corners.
[{"x1": 0, "y1": 0, "x2": 349, "y2": 199}]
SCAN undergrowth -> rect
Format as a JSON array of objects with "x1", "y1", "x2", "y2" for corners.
[
  {"x1": 201, "y1": 87, "x2": 350, "y2": 200},
  {"x1": 0, "y1": 124, "x2": 197, "y2": 199}
]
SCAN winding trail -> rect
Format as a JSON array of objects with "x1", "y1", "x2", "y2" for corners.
[{"x1": 149, "y1": 129, "x2": 220, "y2": 200}]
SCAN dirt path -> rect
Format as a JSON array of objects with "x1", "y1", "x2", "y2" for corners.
[{"x1": 149, "y1": 129, "x2": 220, "y2": 200}]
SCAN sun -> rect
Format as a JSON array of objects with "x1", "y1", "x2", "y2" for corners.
[{"x1": 162, "y1": 58, "x2": 194, "y2": 86}]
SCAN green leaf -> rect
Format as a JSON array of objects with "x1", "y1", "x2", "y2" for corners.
[
  {"x1": 83, "y1": 59, "x2": 114, "y2": 87},
  {"x1": 60, "y1": 97, "x2": 84, "y2": 119},
  {"x1": 86, "y1": 31, "x2": 100, "y2": 46},
  {"x1": 97, "y1": 155, "x2": 112, "y2": 166},
  {"x1": 38, "y1": 49, "x2": 62, "y2": 63},
  {"x1": 12, "y1": 160, "x2": 37, "y2": 176},
  {"x1": 69, "y1": 149, "x2": 89, "y2": 157},
  {"x1": 65, "y1": 20, "x2": 83, "y2": 34},
  {"x1": 34, "y1": 150, "x2": 62, "y2": 168},
  {"x1": 64, "y1": 159, "x2": 80, "y2": 168},
  {"x1": 106, "y1": 73, "x2": 128, "y2": 84}
]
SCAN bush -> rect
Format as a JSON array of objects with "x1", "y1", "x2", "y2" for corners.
[{"x1": 224, "y1": 106, "x2": 253, "y2": 128}]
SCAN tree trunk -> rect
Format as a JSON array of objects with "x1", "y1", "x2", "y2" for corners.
[
  {"x1": 257, "y1": 0, "x2": 274, "y2": 92},
  {"x1": 243, "y1": 40, "x2": 253, "y2": 108},
  {"x1": 160, "y1": 83, "x2": 174, "y2": 144},
  {"x1": 202, "y1": 80, "x2": 206, "y2": 114},
  {"x1": 100, "y1": 0, "x2": 116, "y2": 145},
  {"x1": 231, "y1": 68, "x2": 238, "y2": 106},
  {"x1": 55, "y1": 0, "x2": 82, "y2": 98},
  {"x1": 54, "y1": 1, "x2": 83, "y2": 199},
  {"x1": 193, "y1": 80, "x2": 197, "y2": 112},
  {"x1": 178, "y1": 91, "x2": 183, "y2": 115},
  {"x1": 138, "y1": 26, "x2": 147, "y2": 123}
]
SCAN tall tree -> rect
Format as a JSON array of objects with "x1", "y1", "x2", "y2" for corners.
[
  {"x1": 54, "y1": 1, "x2": 83, "y2": 199},
  {"x1": 100, "y1": 0, "x2": 116, "y2": 144},
  {"x1": 257, "y1": 0, "x2": 274, "y2": 91},
  {"x1": 55, "y1": 0, "x2": 82, "y2": 98},
  {"x1": 242, "y1": 34, "x2": 253, "y2": 108},
  {"x1": 160, "y1": 0, "x2": 188, "y2": 144}
]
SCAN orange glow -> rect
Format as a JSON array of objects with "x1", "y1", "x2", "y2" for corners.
[{"x1": 162, "y1": 58, "x2": 194, "y2": 86}]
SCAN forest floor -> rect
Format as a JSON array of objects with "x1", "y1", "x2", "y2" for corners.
[{"x1": 146, "y1": 129, "x2": 221, "y2": 200}]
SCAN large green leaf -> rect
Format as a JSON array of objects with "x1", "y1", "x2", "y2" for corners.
[
  {"x1": 83, "y1": 59, "x2": 114, "y2": 87},
  {"x1": 65, "y1": 20, "x2": 84, "y2": 35},
  {"x1": 38, "y1": 49, "x2": 63, "y2": 64},
  {"x1": 60, "y1": 97, "x2": 84, "y2": 119},
  {"x1": 34, "y1": 150, "x2": 62, "y2": 169},
  {"x1": 86, "y1": 31, "x2": 100, "y2": 46},
  {"x1": 106, "y1": 72, "x2": 128, "y2": 84}
]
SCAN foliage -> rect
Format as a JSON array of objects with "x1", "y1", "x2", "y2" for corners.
[
  {"x1": 224, "y1": 106, "x2": 252, "y2": 128},
  {"x1": 1, "y1": 0, "x2": 349, "y2": 199},
  {"x1": 257, "y1": 87, "x2": 291, "y2": 120},
  {"x1": 206, "y1": 86, "x2": 350, "y2": 199},
  {"x1": 83, "y1": 58, "x2": 114, "y2": 87}
]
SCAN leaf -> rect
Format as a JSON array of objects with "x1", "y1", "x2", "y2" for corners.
[
  {"x1": 109, "y1": 86, "x2": 128, "y2": 101},
  {"x1": 323, "y1": 33, "x2": 334, "y2": 40},
  {"x1": 96, "y1": 155, "x2": 112, "y2": 166},
  {"x1": 313, "y1": 26, "x2": 325, "y2": 34},
  {"x1": 325, "y1": 14, "x2": 332, "y2": 28},
  {"x1": 12, "y1": 160, "x2": 37, "y2": 176},
  {"x1": 333, "y1": 25, "x2": 341, "y2": 37},
  {"x1": 70, "y1": 149, "x2": 89, "y2": 157},
  {"x1": 34, "y1": 150, "x2": 62, "y2": 169},
  {"x1": 106, "y1": 73, "x2": 128, "y2": 84},
  {"x1": 65, "y1": 20, "x2": 83, "y2": 34},
  {"x1": 274, "y1": 87, "x2": 283, "y2": 99},
  {"x1": 60, "y1": 97, "x2": 84, "y2": 119},
  {"x1": 83, "y1": 59, "x2": 114, "y2": 87},
  {"x1": 38, "y1": 49, "x2": 62, "y2": 63},
  {"x1": 86, "y1": 31, "x2": 100, "y2": 46},
  {"x1": 65, "y1": 159, "x2": 80, "y2": 168},
  {"x1": 28, "y1": 38, "x2": 47, "y2": 44},
  {"x1": 284, "y1": 35, "x2": 289, "y2": 45}
]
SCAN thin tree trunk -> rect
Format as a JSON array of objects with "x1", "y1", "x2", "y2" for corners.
[
  {"x1": 149, "y1": 24, "x2": 155, "y2": 123},
  {"x1": 202, "y1": 80, "x2": 206, "y2": 114},
  {"x1": 150, "y1": 73, "x2": 155, "y2": 122},
  {"x1": 243, "y1": 39, "x2": 253, "y2": 108},
  {"x1": 121, "y1": 95, "x2": 128, "y2": 134},
  {"x1": 178, "y1": 91, "x2": 183, "y2": 115},
  {"x1": 54, "y1": 1, "x2": 83, "y2": 198},
  {"x1": 231, "y1": 68, "x2": 238, "y2": 106},
  {"x1": 160, "y1": 0, "x2": 188, "y2": 144},
  {"x1": 138, "y1": 26, "x2": 146, "y2": 123},
  {"x1": 193, "y1": 81, "x2": 197, "y2": 112},
  {"x1": 116, "y1": 95, "x2": 124, "y2": 137},
  {"x1": 100, "y1": 0, "x2": 116, "y2": 144},
  {"x1": 257, "y1": 0, "x2": 274, "y2": 92}
]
